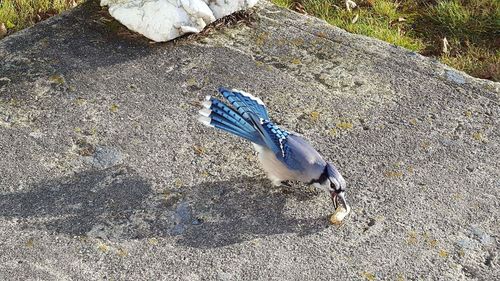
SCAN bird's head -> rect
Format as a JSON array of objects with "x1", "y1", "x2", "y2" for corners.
[{"x1": 312, "y1": 163, "x2": 350, "y2": 213}]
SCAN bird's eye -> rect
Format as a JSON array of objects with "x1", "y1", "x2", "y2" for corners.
[{"x1": 330, "y1": 182, "x2": 340, "y2": 192}]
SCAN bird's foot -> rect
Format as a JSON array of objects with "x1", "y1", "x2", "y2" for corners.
[{"x1": 271, "y1": 179, "x2": 292, "y2": 187}]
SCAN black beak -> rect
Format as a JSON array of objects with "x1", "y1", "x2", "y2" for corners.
[
  {"x1": 331, "y1": 191, "x2": 348, "y2": 211},
  {"x1": 331, "y1": 192, "x2": 338, "y2": 209}
]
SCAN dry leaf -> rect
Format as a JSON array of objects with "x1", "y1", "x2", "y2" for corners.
[
  {"x1": 442, "y1": 37, "x2": 449, "y2": 54},
  {"x1": 193, "y1": 145, "x2": 205, "y2": 155},
  {"x1": 390, "y1": 17, "x2": 407, "y2": 26},
  {"x1": 0, "y1": 23, "x2": 7, "y2": 38},
  {"x1": 352, "y1": 14, "x2": 359, "y2": 24},
  {"x1": 35, "y1": 9, "x2": 58, "y2": 23},
  {"x1": 292, "y1": 2, "x2": 307, "y2": 14}
]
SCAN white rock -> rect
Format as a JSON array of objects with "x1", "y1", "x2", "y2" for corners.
[
  {"x1": 345, "y1": 0, "x2": 356, "y2": 12},
  {"x1": 208, "y1": 0, "x2": 259, "y2": 18},
  {"x1": 100, "y1": 0, "x2": 258, "y2": 42}
]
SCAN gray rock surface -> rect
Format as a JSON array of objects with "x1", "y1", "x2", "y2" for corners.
[{"x1": 0, "y1": 1, "x2": 499, "y2": 280}]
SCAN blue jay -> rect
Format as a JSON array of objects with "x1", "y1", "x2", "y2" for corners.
[{"x1": 198, "y1": 87, "x2": 350, "y2": 217}]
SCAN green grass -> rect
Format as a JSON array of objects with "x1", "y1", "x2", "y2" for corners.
[
  {"x1": 1, "y1": 0, "x2": 498, "y2": 81},
  {"x1": 0, "y1": 0, "x2": 82, "y2": 32},
  {"x1": 441, "y1": 45, "x2": 499, "y2": 82},
  {"x1": 273, "y1": 0, "x2": 500, "y2": 81}
]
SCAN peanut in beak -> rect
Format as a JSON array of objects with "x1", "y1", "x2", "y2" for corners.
[{"x1": 329, "y1": 192, "x2": 350, "y2": 224}]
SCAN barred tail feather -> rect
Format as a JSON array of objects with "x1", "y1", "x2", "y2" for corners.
[
  {"x1": 207, "y1": 97, "x2": 255, "y2": 134},
  {"x1": 218, "y1": 87, "x2": 270, "y2": 120},
  {"x1": 198, "y1": 96, "x2": 264, "y2": 145},
  {"x1": 198, "y1": 115, "x2": 212, "y2": 127}
]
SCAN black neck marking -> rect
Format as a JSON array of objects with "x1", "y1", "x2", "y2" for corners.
[{"x1": 308, "y1": 165, "x2": 329, "y2": 185}]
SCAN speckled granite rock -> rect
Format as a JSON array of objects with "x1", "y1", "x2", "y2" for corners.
[{"x1": 0, "y1": 1, "x2": 498, "y2": 280}]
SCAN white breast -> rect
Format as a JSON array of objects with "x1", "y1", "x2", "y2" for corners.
[{"x1": 253, "y1": 144, "x2": 300, "y2": 186}]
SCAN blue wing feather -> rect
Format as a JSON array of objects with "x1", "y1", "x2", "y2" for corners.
[
  {"x1": 249, "y1": 118, "x2": 325, "y2": 172},
  {"x1": 246, "y1": 114, "x2": 289, "y2": 159}
]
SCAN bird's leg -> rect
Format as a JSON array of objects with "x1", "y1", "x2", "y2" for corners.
[{"x1": 277, "y1": 180, "x2": 294, "y2": 195}]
